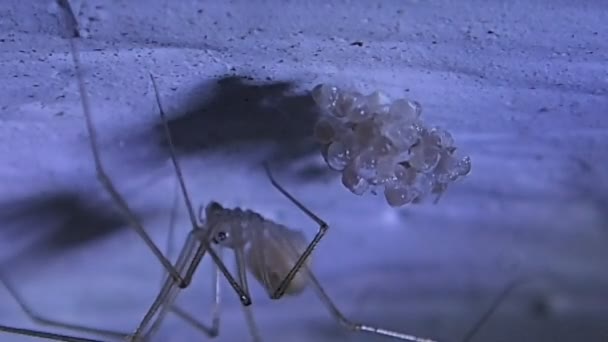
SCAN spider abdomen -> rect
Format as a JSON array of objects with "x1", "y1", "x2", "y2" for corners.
[{"x1": 246, "y1": 224, "x2": 311, "y2": 297}]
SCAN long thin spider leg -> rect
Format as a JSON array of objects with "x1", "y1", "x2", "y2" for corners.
[
  {"x1": 148, "y1": 75, "x2": 202, "y2": 250},
  {"x1": 55, "y1": 0, "x2": 79, "y2": 38},
  {"x1": 145, "y1": 248, "x2": 223, "y2": 340},
  {"x1": 169, "y1": 305, "x2": 220, "y2": 337},
  {"x1": 0, "y1": 272, "x2": 128, "y2": 341},
  {"x1": 262, "y1": 162, "x2": 329, "y2": 299},
  {"x1": 55, "y1": 0, "x2": 185, "y2": 286},
  {"x1": 149, "y1": 74, "x2": 251, "y2": 304},
  {"x1": 168, "y1": 247, "x2": 223, "y2": 338},
  {"x1": 268, "y1": 231, "x2": 437, "y2": 342},
  {"x1": 164, "y1": 175, "x2": 181, "y2": 269},
  {"x1": 145, "y1": 174, "x2": 181, "y2": 337},
  {"x1": 0, "y1": 324, "x2": 104, "y2": 342},
  {"x1": 233, "y1": 247, "x2": 262, "y2": 342},
  {"x1": 131, "y1": 228, "x2": 199, "y2": 340},
  {"x1": 460, "y1": 275, "x2": 532, "y2": 342},
  {"x1": 306, "y1": 269, "x2": 438, "y2": 342}
]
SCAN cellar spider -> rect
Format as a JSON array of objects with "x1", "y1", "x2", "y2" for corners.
[{"x1": 0, "y1": 1, "x2": 438, "y2": 342}]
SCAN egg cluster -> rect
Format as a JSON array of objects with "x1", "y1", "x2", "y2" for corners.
[{"x1": 311, "y1": 84, "x2": 471, "y2": 207}]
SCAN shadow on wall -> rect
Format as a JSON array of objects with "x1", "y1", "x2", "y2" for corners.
[
  {"x1": 0, "y1": 191, "x2": 127, "y2": 267},
  {"x1": 0, "y1": 77, "x2": 336, "y2": 262},
  {"x1": 153, "y1": 75, "x2": 327, "y2": 173}
]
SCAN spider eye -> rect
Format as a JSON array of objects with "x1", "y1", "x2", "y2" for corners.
[{"x1": 215, "y1": 231, "x2": 229, "y2": 242}]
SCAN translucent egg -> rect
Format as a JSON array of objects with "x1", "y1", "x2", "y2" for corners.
[
  {"x1": 370, "y1": 135, "x2": 395, "y2": 157},
  {"x1": 346, "y1": 106, "x2": 372, "y2": 123},
  {"x1": 409, "y1": 143, "x2": 441, "y2": 172},
  {"x1": 421, "y1": 128, "x2": 440, "y2": 147},
  {"x1": 344, "y1": 92, "x2": 374, "y2": 123},
  {"x1": 333, "y1": 91, "x2": 364, "y2": 118},
  {"x1": 342, "y1": 162, "x2": 369, "y2": 195},
  {"x1": 354, "y1": 149, "x2": 379, "y2": 181},
  {"x1": 376, "y1": 156, "x2": 397, "y2": 184},
  {"x1": 311, "y1": 84, "x2": 339, "y2": 112},
  {"x1": 326, "y1": 140, "x2": 351, "y2": 171},
  {"x1": 384, "y1": 185, "x2": 413, "y2": 207},
  {"x1": 410, "y1": 173, "x2": 433, "y2": 199},
  {"x1": 430, "y1": 127, "x2": 454, "y2": 149},
  {"x1": 381, "y1": 124, "x2": 419, "y2": 150},
  {"x1": 389, "y1": 99, "x2": 421, "y2": 124},
  {"x1": 394, "y1": 163, "x2": 416, "y2": 186},
  {"x1": 453, "y1": 156, "x2": 472, "y2": 178},
  {"x1": 365, "y1": 91, "x2": 391, "y2": 116},
  {"x1": 437, "y1": 154, "x2": 472, "y2": 182},
  {"x1": 353, "y1": 119, "x2": 379, "y2": 146},
  {"x1": 342, "y1": 132, "x2": 363, "y2": 158},
  {"x1": 433, "y1": 150, "x2": 456, "y2": 183}
]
